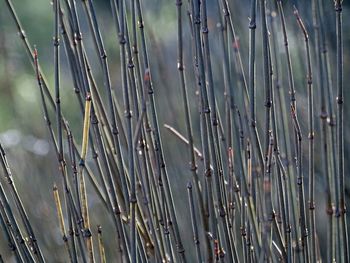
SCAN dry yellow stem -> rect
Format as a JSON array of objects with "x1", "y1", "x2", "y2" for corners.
[
  {"x1": 80, "y1": 94, "x2": 94, "y2": 262},
  {"x1": 98, "y1": 226, "x2": 106, "y2": 263},
  {"x1": 53, "y1": 184, "x2": 66, "y2": 236},
  {"x1": 81, "y1": 94, "x2": 92, "y2": 161}
]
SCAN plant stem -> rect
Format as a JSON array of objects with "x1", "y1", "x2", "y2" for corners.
[{"x1": 334, "y1": 1, "x2": 348, "y2": 262}]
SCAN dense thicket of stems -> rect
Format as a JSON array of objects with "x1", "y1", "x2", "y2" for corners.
[{"x1": 1, "y1": 0, "x2": 347, "y2": 262}]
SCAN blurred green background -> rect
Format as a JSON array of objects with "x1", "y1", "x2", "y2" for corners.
[{"x1": 0, "y1": 0, "x2": 349, "y2": 261}]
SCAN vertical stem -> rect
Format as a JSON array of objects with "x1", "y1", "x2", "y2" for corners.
[
  {"x1": 118, "y1": 1, "x2": 136, "y2": 261},
  {"x1": 276, "y1": 1, "x2": 300, "y2": 256},
  {"x1": 291, "y1": 105, "x2": 309, "y2": 263},
  {"x1": 294, "y1": 8, "x2": 315, "y2": 263},
  {"x1": 261, "y1": 0, "x2": 271, "y2": 158},
  {"x1": 54, "y1": 0, "x2": 63, "y2": 165},
  {"x1": 261, "y1": 1, "x2": 272, "y2": 260},
  {"x1": 187, "y1": 183, "x2": 203, "y2": 262},
  {"x1": 249, "y1": 0, "x2": 264, "y2": 174},
  {"x1": 318, "y1": 0, "x2": 335, "y2": 260},
  {"x1": 334, "y1": 1, "x2": 348, "y2": 262}
]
